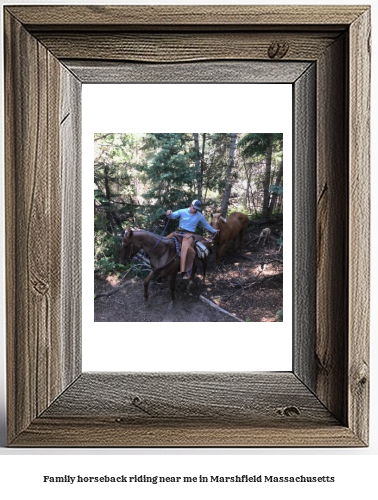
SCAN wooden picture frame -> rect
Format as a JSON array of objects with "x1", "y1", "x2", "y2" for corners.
[{"x1": 4, "y1": 5, "x2": 370, "y2": 447}]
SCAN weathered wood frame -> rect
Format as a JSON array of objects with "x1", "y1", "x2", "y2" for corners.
[{"x1": 4, "y1": 5, "x2": 370, "y2": 447}]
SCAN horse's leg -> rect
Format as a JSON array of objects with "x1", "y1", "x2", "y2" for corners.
[
  {"x1": 144, "y1": 270, "x2": 157, "y2": 301},
  {"x1": 167, "y1": 271, "x2": 176, "y2": 310},
  {"x1": 214, "y1": 240, "x2": 219, "y2": 263},
  {"x1": 217, "y1": 242, "x2": 227, "y2": 265},
  {"x1": 198, "y1": 258, "x2": 207, "y2": 291},
  {"x1": 232, "y1": 236, "x2": 237, "y2": 252},
  {"x1": 189, "y1": 259, "x2": 197, "y2": 281},
  {"x1": 238, "y1": 229, "x2": 246, "y2": 250},
  {"x1": 236, "y1": 233, "x2": 241, "y2": 250}
]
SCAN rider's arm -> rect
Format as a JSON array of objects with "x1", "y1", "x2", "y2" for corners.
[
  {"x1": 166, "y1": 208, "x2": 182, "y2": 220},
  {"x1": 199, "y1": 214, "x2": 218, "y2": 234}
]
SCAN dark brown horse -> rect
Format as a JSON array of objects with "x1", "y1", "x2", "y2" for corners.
[{"x1": 121, "y1": 227, "x2": 210, "y2": 309}]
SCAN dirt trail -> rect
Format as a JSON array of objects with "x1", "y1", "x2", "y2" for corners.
[
  {"x1": 94, "y1": 275, "x2": 240, "y2": 322},
  {"x1": 95, "y1": 227, "x2": 283, "y2": 323}
]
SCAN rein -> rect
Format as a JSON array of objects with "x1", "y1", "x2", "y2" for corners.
[
  {"x1": 151, "y1": 237, "x2": 180, "y2": 272},
  {"x1": 152, "y1": 217, "x2": 170, "y2": 250},
  {"x1": 207, "y1": 231, "x2": 218, "y2": 241}
]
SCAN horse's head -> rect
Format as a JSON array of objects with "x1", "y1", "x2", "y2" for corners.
[
  {"x1": 210, "y1": 213, "x2": 227, "y2": 231},
  {"x1": 120, "y1": 227, "x2": 139, "y2": 264}
]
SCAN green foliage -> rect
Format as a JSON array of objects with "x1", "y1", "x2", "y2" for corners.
[
  {"x1": 227, "y1": 205, "x2": 249, "y2": 217},
  {"x1": 276, "y1": 309, "x2": 283, "y2": 322},
  {"x1": 93, "y1": 132, "x2": 284, "y2": 277},
  {"x1": 204, "y1": 133, "x2": 232, "y2": 193},
  {"x1": 94, "y1": 231, "x2": 124, "y2": 276},
  {"x1": 96, "y1": 257, "x2": 117, "y2": 275},
  {"x1": 142, "y1": 133, "x2": 195, "y2": 208},
  {"x1": 238, "y1": 133, "x2": 283, "y2": 159},
  {"x1": 94, "y1": 134, "x2": 142, "y2": 221},
  {"x1": 94, "y1": 189, "x2": 108, "y2": 203}
]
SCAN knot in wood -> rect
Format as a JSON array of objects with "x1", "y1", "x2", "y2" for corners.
[
  {"x1": 32, "y1": 278, "x2": 49, "y2": 296},
  {"x1": 277, "y1": 406, "x2": 300, "y2": 417},
  {"x1": 131, "y1": 395, "x2": 153, "y2": 415},
  {"x1": 268, "y1": 41, "x2": 289, "y2": 59},
  {"x1": 359, "y1": 376, "x2": 367, "y2": 387}
]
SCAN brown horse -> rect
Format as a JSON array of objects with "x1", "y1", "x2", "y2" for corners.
[
  {"x1": 210, "y1": 212, "x2": 249, "y2": 264},
  {"x1": 121, "y1": 228, "x2": 210, "y2": 309}
]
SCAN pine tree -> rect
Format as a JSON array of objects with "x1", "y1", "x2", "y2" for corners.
[
  {"x1": 238, "y1": 133, "x2": 283, "y2": 219},
  {"x1": 142, "y1": 133, "x2": 195, "y2": 215}
]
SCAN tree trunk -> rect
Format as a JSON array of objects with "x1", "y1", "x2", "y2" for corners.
[
  {"x1": 250, "y1": 191, "x2": 258, "y2": 217},
  {"x1": 103, "y1": 161, "x2": 114, "y2": 232},
  {"x1": 268, "y1": 156, "x2": 283, "y2": 219},
  {"x1": 103, "y1": 157, "x2": 123, "y2": 232},
  {"x1": 243, "y1": 160, "x2": 254, "y2": 212},
  {"x1": 193, "y1": 133, "x2": 202, "y2": 199},
  {"x1": 221, "y1": 133, "x2": 237, "y2": 217},
  {"x1": 200, "y1": 133, "x2": 206, "y2": 200},
  {"x1": 262, "y1": 138, "x2": 273, "y2": 220}
]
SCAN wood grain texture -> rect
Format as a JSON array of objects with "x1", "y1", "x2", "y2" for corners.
[
  {"x1": 4, "y1": 11, "x2": 81, "y2": 444},
  {"x1": 316, "y1": 34, "x2": 348, "y2": 426},
  {"x1": 4, "y1": 5, "x2": 370, "y2": 447},
  {"x1": 5, "y1": 12, "x2": 62, "y2": 442},
  {"x1": 66, "y1": 60, "x2": 312, "y2": 84},
  {"x1": 7, "y1": 5, "x2": 367, "y2": 29},
  {"x1": 11, "y1": 419, "x2": 363, "y2": 448},
  {"x1": 60, "y1": 69, "x2": 82, "y2": 389},
  {"x1": 36, "y1": 32, "x2": 339, "y2": 63},
  {"x1": 11, "y1": 373, "x2": 363, "y2": 447},
  {"x1": 348, "y1": 8, "x2": 371, "y2": 445},
  {"x1": 41, "y1": 373, "x2": 334, "y2": 419},
  {"x1": 293, "y1": 64, "x2": 316, "y2": 390}
]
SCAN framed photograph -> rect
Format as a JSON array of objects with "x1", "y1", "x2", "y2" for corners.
[
  {"x1": 4, "y1": 5, "x2": 370, "y2": 447},
  {"x1": 87, "y1": 87, "x2": 292, "y2": 372}
]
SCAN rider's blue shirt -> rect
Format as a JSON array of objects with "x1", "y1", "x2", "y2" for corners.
[{"x1": 170, "y1": 208, "x2": 217, "y2": 233}]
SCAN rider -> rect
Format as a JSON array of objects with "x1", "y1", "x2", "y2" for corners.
[{"x1": 166, "y1": 200, "x2": 218, "y2": 279}]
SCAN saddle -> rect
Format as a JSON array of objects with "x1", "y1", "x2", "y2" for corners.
[
  {"x1": 194, "y1": 239, "x2": 210, "y2": 259},
  {"x1": 174, "y1": 232, "x2": 210, "y2": 259}
]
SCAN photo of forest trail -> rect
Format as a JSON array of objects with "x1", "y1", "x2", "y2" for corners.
[{"x1": 94, "y1": 133, "x2": 284, "y2": 322}]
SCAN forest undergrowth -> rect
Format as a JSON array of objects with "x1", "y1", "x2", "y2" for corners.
[{"x1": 94, "y1": 224, "x2": 283, "y2": 323}]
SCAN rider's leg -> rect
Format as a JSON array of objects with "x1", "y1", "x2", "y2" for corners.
[{"x1": 181, "y1": 235, "x2": 195, "y2": 275}]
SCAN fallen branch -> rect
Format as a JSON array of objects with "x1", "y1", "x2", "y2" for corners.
[
  {"x1": 244, "y1": 272, "x2": 283, "y2": 289},
  {"x1": 95, "y1": 279, "x2": 136, "y2": 299},
  {"x1": 244, "y1": 278, "x2": 266, "y2": 289},
  {"x1": 199, "y1": 295, "x2": 245, "y2": 322}
]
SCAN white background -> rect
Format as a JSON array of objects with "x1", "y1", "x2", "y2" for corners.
[
  {"x1": 83, "y1": 84, "x2": 292, "y2": 372},
  {"x1": 0, "y1": 0, "x2": 377, "y2": 497}
]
